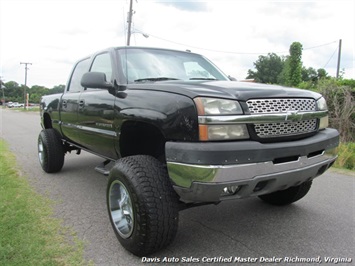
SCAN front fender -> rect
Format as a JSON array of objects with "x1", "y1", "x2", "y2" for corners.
[
  {"x1": 40, "y1": 93, "x2": 62, "y2": 130},
  {"x1": 115, "y1": 91, "x2": 199, "y2": 141}
]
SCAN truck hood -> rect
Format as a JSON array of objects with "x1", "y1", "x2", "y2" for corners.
[{"x1": 128, "y1": 80, "x2": 322, "y2": 101}]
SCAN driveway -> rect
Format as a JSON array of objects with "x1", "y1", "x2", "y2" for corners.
[{"x1": 0, "y1": 108, "x2": 354, "y2": 265}]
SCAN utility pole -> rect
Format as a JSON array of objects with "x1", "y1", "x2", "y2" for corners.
[
  {"x1": 126, "y1": 0, "x2": 133, "y2": 46},
  {"x1": 20, "y1": 62, "x2": 32, "y2": 109},
  {"x1": 336, "y1": 39, "x2": 342, "y2": 79}
]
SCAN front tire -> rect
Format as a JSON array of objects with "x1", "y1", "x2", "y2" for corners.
[
  {"x1": 38, "y1": 128, "x2": 65, "y2": 173},
  {"x1": 107, "y1": 155, "x2": 179, "y2": 257},
  {"x1": 258, "y1": 181, "x2": 313, "y2": 206}
]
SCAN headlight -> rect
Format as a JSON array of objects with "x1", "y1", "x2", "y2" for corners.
[
  {"x1": 199, "y1": 124, "x2": 249, "y2": 141},
  {"x1": 194, "y1": 97, "x2": 249, "y2": 141},
  {"x1": 316, "y1": 97, "x2": 328, "y2": 111},
  {"x1": 194, "y1": 97, "x2": 243, "y2": 115}
]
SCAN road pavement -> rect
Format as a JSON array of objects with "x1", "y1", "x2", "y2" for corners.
[{"x1": 0, "y1": 108, "x2": 354, "y2": 266}]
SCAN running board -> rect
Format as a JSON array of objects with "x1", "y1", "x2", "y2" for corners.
[{"x1": 95, "y1": 160, "x2": 111, "y2": 176}]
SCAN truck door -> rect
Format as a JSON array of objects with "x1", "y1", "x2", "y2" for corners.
[
  {"x1": 76, "y1": 52, "x2": 117, "y2": 159},
  {"x1": 60, "y1": 58, "x2": 90, "y2": 143}
]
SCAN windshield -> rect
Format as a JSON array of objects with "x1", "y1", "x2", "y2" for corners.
[{"x1": 117, "y1": 48, "x2": 229, "y2": 83}]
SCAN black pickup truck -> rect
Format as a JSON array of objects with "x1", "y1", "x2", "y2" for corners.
[{"x1": 38, "y1": 46, "x2": 339, "y2": 256}]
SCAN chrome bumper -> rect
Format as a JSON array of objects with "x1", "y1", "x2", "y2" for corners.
[
  {"x1": 167, "y1": 151, "x2": 337, "y2": 203},
  {"x1": 166, "y1": 128, "x2": 339, "y2": 203}
]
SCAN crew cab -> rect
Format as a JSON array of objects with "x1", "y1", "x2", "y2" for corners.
[{"x1": 38, "y1": 47, "x2": 339, "y2": 256}]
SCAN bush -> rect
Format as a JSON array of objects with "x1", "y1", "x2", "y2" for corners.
[
  {"x1": 317, "y1": 79, "x2": 355, "y2": 142},
  {"x1": 330, "y1": 142, "x2": 355, "y2": 170},
  {"x1": 337, "y1": 79, "x2": 355, "y2": 88}
]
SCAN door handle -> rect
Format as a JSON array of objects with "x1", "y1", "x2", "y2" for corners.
[
  {"x1": 79, "y1": 100, "x2": 85, "y2": 108},
  {"x1": 62, "y1": 100, "x2": 67, "y2": 108}
]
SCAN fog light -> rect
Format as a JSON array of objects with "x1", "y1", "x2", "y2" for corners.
[{"x1": 222, "y1": 185, "x2": 240, "y2": 196}]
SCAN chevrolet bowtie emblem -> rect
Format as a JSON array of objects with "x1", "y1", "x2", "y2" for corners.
[{"x1": 285, "y1": 111, "x2": 303, "y2": 122}]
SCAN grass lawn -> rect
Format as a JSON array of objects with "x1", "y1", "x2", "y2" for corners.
[
  {"x1": 6, "y1": 106, "x2": 40, "y2": 112},
  {"x1": 0, "y1": 140, "x2": 89, "y2": 266}
]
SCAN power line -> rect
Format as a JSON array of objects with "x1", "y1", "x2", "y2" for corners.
[
  {"x1": 136, "y1": 31, "x2": 265, "y2": 54},
  {"x1": 134, "y1": 29, "x2": 338, "y2": 55},
  {"x1": 303, "y1": 41, "x2": 338, "y2": 51},
  {"x1": 323, "y1": 46, "x2": 338, "y2": 68}
]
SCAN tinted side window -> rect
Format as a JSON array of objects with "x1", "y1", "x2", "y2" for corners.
[
  {"x1": 67, "y1": 58, "x2": 90, "y2": 93},
  {"x1": 90, "y1": 53, "x2": 112, "y2": 82}
]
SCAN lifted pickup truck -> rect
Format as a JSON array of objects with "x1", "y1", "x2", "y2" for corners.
[{"x1": 38, "y1": 46, "x2": 339, "y2": 256}]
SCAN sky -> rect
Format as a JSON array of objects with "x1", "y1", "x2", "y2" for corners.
[{"x1": 0, "y1": 0, "x2": 354, "y2": 88}]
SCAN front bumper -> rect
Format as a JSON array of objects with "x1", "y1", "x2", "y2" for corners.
[{"x1": 166, "y1": 128, "x2": 339, "y2": 203}]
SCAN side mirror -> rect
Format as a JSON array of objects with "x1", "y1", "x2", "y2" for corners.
[
  {"x1": 81, "y1": 72, "x2": 114, "y2": 89},
  {"x1": 228, "y1": 75, "x2": 237, "y2": 81}
]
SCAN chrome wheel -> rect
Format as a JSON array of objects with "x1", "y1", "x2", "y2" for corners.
[
  {"x1": 107, "y1": 156, "x2": 179, "y2": 256},
  {"x1": 109, "y1": 180, "x2": 134, "y2": 239},
  {"x1": 38, "y1": 138, "x2": 44, "y2": 166}
]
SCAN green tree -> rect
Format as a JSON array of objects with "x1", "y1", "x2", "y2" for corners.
[
  {"x1": 2, "y1": 81, "x2": 67, "y2": 103},
  {"x1": 246, "y1": 53, "x2": 285, "y2": 84},
  {"x1": 299, "y1": 67, "x2": 330, "y2": 90},
  {"x1": 302, "y1": 67, "x2": 318, "y2": 82},
  {"x1": 4, "y1": 81, "x2": 23, "y2": 102},
  {"x1": 285, "y1": 42, "x2": 303, "y2": 87},
  {"x1": 48, "y1": 84, "x2": 65, "y2": 95},
  {"x1": 317, "y1": 68, "x2": 328, "y2": 79},
  {"x1": 0, "y1": 78, "x2": 5, "y2": 104},
  {"x1": 29, "y1": 85, "x2": 49, "y2": 103}
]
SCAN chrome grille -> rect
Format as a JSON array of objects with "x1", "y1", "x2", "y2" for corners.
[
  {"x1": 246, "y1": 98, "x2": 317, "y2": 138},
  {"x1": 247, "y1": 98, "x2": 316, "y2": 114},
  {"x1": 254, "y1": 120, "x2": 317, "y2": 138}
]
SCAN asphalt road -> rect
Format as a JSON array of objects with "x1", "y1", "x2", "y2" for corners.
[{"x1": 0, "y1": 109, "x2": 354, "y2": 266}]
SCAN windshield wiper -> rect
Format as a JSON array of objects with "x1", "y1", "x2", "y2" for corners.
[
  {"x1": 134, "y1": 77, "x2": 180, "y2": 82},
  {"x1": 189, "y1": 77, "x2": 218, "y2": 80}
]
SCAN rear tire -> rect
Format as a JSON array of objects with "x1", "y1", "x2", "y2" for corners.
[
  {"x1": 107, "y1": 155, "x2": 179, "y2": 257},
  {"x1": 38, "y1": 128, "x2": 65, "y2": 173},
  {"x1": 258, "y1": 181, "x2": 312, "y2": 206}
]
